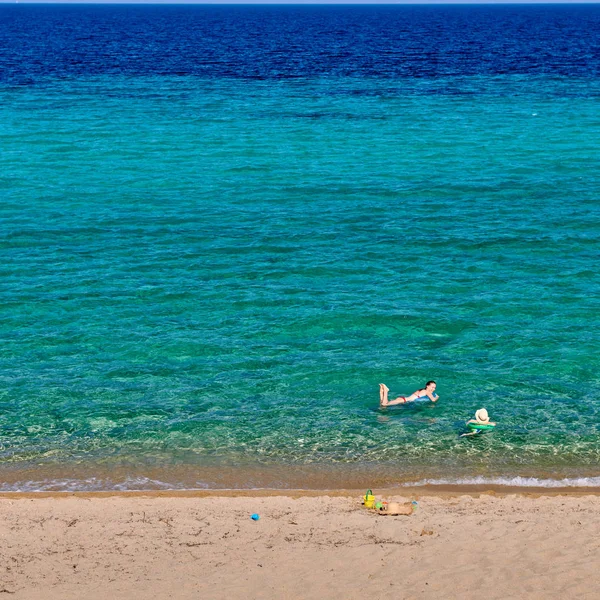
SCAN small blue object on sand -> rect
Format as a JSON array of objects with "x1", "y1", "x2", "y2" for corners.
[{"x1": 251, "y1": 514, "x2": 260, "y2": 521}]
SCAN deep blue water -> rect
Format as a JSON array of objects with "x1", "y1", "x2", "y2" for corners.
[
  {"x1": 1, "y1": 4, "x2": 600, "y2": 491},
  {"x1": 3, "y1": 4, "x2": 600, "y2": 81}
]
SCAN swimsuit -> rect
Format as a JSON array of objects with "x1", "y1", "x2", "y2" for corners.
[{"x1": 400, "y1": 392, "x2": 437, "y2": 403}]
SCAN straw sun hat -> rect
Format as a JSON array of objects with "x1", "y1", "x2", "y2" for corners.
[{"x1": 475, "y1": 408, "x2": 490, "y2": 423}]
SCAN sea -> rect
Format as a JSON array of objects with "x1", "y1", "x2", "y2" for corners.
[{"x1": 1, "y1": 3, "x2": 600, "y2": 492}]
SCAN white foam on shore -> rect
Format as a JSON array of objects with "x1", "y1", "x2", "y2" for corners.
[
  {"x1": 0, "y1": 477, "x2": 185, "y2": 493},
  {"x1": 403, "y1": 476, "x2": 600, "y2": 488},
  {"x1": 3, "y1": 475, "x2": 600, "y2": 493}
]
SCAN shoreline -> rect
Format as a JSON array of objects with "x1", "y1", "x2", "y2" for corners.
[
  {"x1": 3, "y1": 483, "x2": 600, "y2": 499},
  {"x1": 4, "y1": 463, "x2": 600, "y2": 494}
]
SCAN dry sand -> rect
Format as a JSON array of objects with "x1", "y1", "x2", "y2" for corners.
[{"x1": 1, "y1": 491, "x2": 598, "y2": 599}]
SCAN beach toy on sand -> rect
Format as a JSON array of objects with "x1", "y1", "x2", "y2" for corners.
[
  {"x1": 362, "y1": 489, "x2": 375, "y2": 509},
  {"x1": 378, "y1": 502, "x2": 413, "y2": 516},
  {"x1": 251, "y1": 514, "x2": 260, "y2": 521}
]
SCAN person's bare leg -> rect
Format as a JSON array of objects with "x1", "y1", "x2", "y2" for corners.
[
  {"x1": 379, "y1": 384, "x2": 390, "y2": 406},
  {"x1": 385, "y1": 390, "x2": 409, "y2": 407}
]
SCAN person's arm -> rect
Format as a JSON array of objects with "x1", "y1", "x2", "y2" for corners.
[{"x1": 427, "y1": 392, "x2": 439, "y2": 402}]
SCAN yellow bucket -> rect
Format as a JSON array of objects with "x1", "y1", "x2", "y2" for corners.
[{"x1": 363, "y1": 489, "x2": 375, "y2": 509}]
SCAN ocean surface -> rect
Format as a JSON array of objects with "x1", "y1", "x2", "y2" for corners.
[{"x1": 1, "y1": 4, "x2": 600, "y2": 491}]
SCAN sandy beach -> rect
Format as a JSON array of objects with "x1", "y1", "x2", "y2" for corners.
[{"x1": 1, "y1": 490, "x2": 598, "y2": 599}]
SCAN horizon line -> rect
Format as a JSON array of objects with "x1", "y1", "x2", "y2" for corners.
[{"x1": 3, "y1": 1, "x2": 600, "y2": 4}]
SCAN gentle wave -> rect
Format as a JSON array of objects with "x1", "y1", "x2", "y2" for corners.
[
  {"x1": 404, "y1": 476, "x2": 600, "y2": 488},
  {"x1": 4, "y1": 475, "x2": 600, "y2": 493},
  {"x1": 0, "y1": 477, "x2": 199, "y2": 493}
]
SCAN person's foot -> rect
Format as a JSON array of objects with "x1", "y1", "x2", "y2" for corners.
[{"x1": 379, "y1": 383, "x2": 389, "y2": 407}]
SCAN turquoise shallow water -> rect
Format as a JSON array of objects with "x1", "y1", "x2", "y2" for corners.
[{"x1": 2, "y1": 71, "x2": 600, "y2": 489}]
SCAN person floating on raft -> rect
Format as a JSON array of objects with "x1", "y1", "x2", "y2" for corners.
[
  {"x1": 461, "y1": 408, "x2": 496, "y2": 437},
  {"x1": 379, "y1": 381, "x2": 439, "y2": 407}
]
